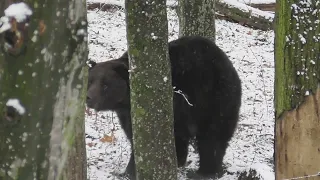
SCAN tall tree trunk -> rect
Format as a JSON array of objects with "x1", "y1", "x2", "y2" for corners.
[
  {"x1": 125, "y1": 0, "x2": 178, "y2": 179},
  {"x1": 274, "y1": 0, "x2": 320, "y2": 179},
  {"x1": 0, "y1": 1, "x2": 88, "y2": 179},
  {"x1": 178, "y1": 0, "x2": 215, "y2": 41}
]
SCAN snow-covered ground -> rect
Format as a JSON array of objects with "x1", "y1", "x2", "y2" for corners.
[{"x1": 85, "y1": 1, "x2": 275, "y2": 179}]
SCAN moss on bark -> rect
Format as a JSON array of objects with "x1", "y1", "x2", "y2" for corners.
[{"x1": 275, "y1": 0, "x2": 320, "y2": 118}]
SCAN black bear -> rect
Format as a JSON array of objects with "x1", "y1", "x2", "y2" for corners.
[{"x1": 86, "y1": 36, "x2": 242, "y2": 179}]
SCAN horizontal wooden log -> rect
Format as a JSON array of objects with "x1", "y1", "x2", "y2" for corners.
[{"x1": 249, "y1": 3, "x2": 276, "y2": 12}]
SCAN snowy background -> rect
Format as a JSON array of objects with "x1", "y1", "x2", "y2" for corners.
[{"x1": 85, "y1": 0, "x2": 275, "y2": 179}]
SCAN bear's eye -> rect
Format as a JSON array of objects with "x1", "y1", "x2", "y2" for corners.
[{"x1": 103, "y1": 85, "x2": 108, "y2": 91}]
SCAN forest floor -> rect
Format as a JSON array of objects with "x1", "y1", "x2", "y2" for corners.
[{"x1": 85, "y1": 0, "x2": 275, "y2": 179}]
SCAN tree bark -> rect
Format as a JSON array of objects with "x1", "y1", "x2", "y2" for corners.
[
  {"x1": 0, "y1": 1, "x2": 88, "y2": 179},
  {"x1": 274, "y1": 0, "x2": 320, "y2": 179},
  {"x1": 178, "y1": 0, "x2": 216, "y2": 42},
  {"x1": 125, "y1": 0, "x2": 178, "y2": 179}
]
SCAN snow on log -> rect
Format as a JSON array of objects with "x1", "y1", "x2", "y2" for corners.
[
  {"x1": 216, "y1": 0, "x2": 274, "y2": 31},
  {"x1": 249, "y1": 3, "x2": 276, "y2": 12}
]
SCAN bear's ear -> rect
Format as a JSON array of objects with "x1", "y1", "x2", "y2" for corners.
[
  {"x1": 86, "y1": 60, "x2": 97, "y2": 69},
  {"x1": 113, "y1": 62, "x2": 129, "y2": 80}
]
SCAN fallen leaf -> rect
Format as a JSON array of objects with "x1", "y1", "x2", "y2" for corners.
[{"x1": 100, "y1": 133, "x2": 116, "y2": 143}]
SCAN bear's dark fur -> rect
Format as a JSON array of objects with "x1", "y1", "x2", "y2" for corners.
[{"x1": 86, "y1": 36, "x2": 242, "y2": 179}]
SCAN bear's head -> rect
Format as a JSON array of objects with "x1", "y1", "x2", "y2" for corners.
[{"x1": 86, "y1": 57, "x2": 129, "y2": 111}]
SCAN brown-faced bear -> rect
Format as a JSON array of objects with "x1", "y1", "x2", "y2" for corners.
[{"x1": 86, "y1": 36, "x2": 242, "y2": 179}]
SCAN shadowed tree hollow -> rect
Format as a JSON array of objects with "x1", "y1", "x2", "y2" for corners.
[{"x1": 0, "y1": 1, "x2": 88, "y2": 179}]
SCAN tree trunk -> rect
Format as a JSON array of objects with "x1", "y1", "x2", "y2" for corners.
[
  {"x1": 274, "y1": 0, "x2": 320, "y2": 179},
  {"x1": 125, "y1": 0, "x2": 178, "y2": 179},
  {"x1": 178, "y1": 0, "x2": 216, "y2": 42},
  {"x1": 0, "y1": 1, "x2": 88, "y2": 179}
]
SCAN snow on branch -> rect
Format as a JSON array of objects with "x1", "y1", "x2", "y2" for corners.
[{"x1": 0, "y1": 2, "x2": 32, "y2": 33}]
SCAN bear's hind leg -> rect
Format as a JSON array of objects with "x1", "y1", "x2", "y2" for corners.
[
  {"x1": 196, "y1": 134, "x2": 228, "y2": 177},
  {"x1": 175, "y1": 135, "x2": 189, "y2": 167},
  {"x1": 124, "y1": 151, "x2": 136, "y2": 179}
]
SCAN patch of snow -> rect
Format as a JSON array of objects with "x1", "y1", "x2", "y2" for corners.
[
  {"x1": 77, "y1": 29, "x2": 87, "y2": 36},
  {"x1": 0, "y1": 16, "x2": 11, "y2": 33},
  {"x1": 0, "y1": 2, "x2": 32, "y2": 33},
  {"x1": 151, "y1": 32, "x2": 159, "y2": 40},
  {"x1": 163, "y1": 76, "x2": 168, "y2": 82},
  {"x1": 6, "y1": 98, "x2": 26, "y2": 115},
  {"x1": 305, "y1": 91, "x2": 310, "y2": 96},
  {"x1": 4, "y1": 2, "x2": 32, "y2": 22}
]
